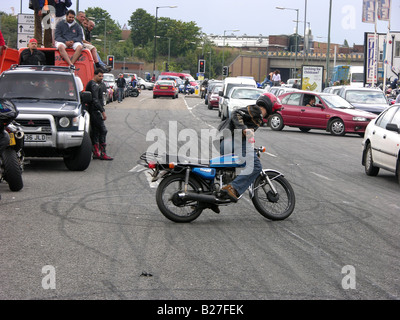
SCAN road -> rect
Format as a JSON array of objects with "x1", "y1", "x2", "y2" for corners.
[{"x1": 0, "y1": 89, "x2": 399, "y2": 301}]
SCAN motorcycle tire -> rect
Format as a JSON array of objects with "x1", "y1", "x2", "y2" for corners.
[
  {"x1": 252, "y1": 172, "x2": 295, "y2": 221},
  {"x1": 156, "y1": 174, "x2": 203, "y2": 223},
  {"x1": 1, "y1": 148, "x2": 23, "y2": 192}
]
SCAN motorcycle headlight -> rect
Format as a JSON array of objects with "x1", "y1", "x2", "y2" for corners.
[
  {"x1": 353, "y1": 117, "x2": 368, "y2": 122},
  {"x1": 59, "y1": 117, "x2": 70, "y2": 128}
]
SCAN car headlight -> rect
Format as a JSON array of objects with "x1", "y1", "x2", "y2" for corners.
[
  {"x1": 59, "y1": 117, "x2": 70, "y2": 128},
  {"x1": 353, "y1": 117, "x2": 368, "y2": 122}
]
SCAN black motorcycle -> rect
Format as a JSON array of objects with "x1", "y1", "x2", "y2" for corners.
[
  {"x1": 127, "y1": 84, "x2": 140, "y2": 97},
  {"x1": 0, "y1": 99, "x2": 24, "y2": 192}
]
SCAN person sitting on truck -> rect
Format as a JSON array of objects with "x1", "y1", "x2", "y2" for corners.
[
  {"x1": 20, "y1": 38, "x2": 46, "y2": 65},
  {"x1": 54, "y1": 9, "x2": 83, "y2": 68}
]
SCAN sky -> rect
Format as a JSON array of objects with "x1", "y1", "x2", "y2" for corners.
[{"x1": 2, "y1": 0, "x2": 399, "y2": 46}]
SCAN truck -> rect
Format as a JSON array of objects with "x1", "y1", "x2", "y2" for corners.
[
  {"x1": 330, "y1": 65, "x2": 350, "y2": 86},
  {"x1": 330, "y1": 65, "x2": 364, "y2": 88},
  {"x1": 0, "y1": 48, "x2": 95, "y2": 171}
]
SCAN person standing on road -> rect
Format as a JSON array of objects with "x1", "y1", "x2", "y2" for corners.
[
  {"x1": 272, "y1": 69, "x2": 281, "y2": 86},
  {"x1": 20, "y1": 38, "x2": 46, "y2": 65},
  {"x1": 116, "y1": 73, "x2": 126, "y2": 103},
  {"x1": 85, "y1": 69, "x2": 113, "y2": 161}
]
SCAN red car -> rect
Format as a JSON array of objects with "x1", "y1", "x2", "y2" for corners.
[
  {"x1": 269, "y1": 91, "x2": 377, "y2": 136},
  {"x1": 153, "y1": 80, "x2": 179, "y2": 99},
  {"x1": 207, "y1": 85, "x2": 222, "y2": 109}
]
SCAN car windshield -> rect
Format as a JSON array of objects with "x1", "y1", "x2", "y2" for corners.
[
  {"x1": 0, "y1": 73, "x2": 78, "y2": 101},
  {"x1": 213, "y1": 86, "x2": 222, "y2": 93},
  {"x1": 345, "y1": 90, "x2": 387, "y2": 104},
  {"x1": 103, "y1": 74, "x2": 115, "y2": 81},
  {"x1": 321, "y1": 94, "x2": 355, "y2": 109},
  {"x1": 231, "y1": 89, "x2": 262, "y2": 100}
]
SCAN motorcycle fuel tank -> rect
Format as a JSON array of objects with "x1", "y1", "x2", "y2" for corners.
[{"x1": 209, "y1": 154, "x2": 246, "y2": 168}]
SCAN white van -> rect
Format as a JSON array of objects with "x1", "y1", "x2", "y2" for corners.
[
  {"x1": 348, "y1": 66, "x2": 364, "y2": 88},
  {"x1": 218, "y1": 77, "x2": 257, "y2": 117}
]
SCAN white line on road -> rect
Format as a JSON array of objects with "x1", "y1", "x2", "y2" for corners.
[{"x1": 310, "y1": 172, "x2": 335, "y2": 181}]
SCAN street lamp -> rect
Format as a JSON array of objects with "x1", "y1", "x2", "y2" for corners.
[
  {"x1": 276, "y1": 6, "x2": 299, "y2": 78},
  {"x1": 153, "y1": 5, "x2": 178, "y2": 76},
  {"x1": 222, "y1": 29, "x2": 239, "y2": 78},
  {"x1": 326, "y1": 0, "x2": 332, "y2": 87},
  {"x1": 207, "y1": 51, "x2": 212, "y2": 79}
]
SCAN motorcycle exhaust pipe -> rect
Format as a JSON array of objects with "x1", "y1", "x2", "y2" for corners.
[
  {"x1": 15, "y1": 130, "x2": 24, "y2": 139},
  {"x1": 179, "y1": 192, "x2": 231, "y2": 205}
]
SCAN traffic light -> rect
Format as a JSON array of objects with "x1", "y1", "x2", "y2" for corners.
[
  {"x1": 165, "y1": 62, "x2": 169, "y2": 72},
  {"x1": 107, "y1": 55, "x2": 114, "y2": 69},
  {"x1": 198, "y1": 59, "x2": 205, "y2": 73},
  {"x1": 222, "y1": 66, "x2": 229, "y2": 76}
]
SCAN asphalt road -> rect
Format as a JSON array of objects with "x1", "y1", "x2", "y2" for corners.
[{"x1": 0, "y1": 89, "x2": 399, "y2": 301}]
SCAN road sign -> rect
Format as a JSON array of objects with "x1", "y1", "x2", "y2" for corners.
[
  {"x1": 17, "y1": 13, "x2": 34, "y2": 49},
  {"x1": 17, "y1": 34, "x2": 35, "y2": 47}
]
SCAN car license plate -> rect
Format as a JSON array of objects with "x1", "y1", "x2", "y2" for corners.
[
  {"x1": 9, "y1": 133, "x2": 16, "y2": 146},
  {"x1": 160, "y1": 86, "x2": 168, "y2": 90},
  {"x1": 24, "y1": 134, "x2": 47, "y2": 142}
]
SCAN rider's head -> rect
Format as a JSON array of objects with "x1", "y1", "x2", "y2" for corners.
[{"x1": 257, "y1": 93, "x2": 282, "y2": 118}]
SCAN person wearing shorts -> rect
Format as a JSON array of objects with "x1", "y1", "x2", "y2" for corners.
[{"x1": 54, "y1": 9, "x2": 83, "y2": 68}]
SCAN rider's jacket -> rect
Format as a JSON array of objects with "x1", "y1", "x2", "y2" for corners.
[
  {"x1": 85, "y1": 80, "x2": 105, "y2": 113},
  {"x1": 231, "y1": 105, "x2": 263, "y2": 133}
]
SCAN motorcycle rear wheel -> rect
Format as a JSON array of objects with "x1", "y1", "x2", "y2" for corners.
[
  {"x1": 156, "y1": 174, "x2": 203, "y2": 223},
  {"x1": 252, "y1": 172, "x2": 295, "y2": 220},
  {"x1": 1, "y1": 148, "x2": 23, "y2": 192}
]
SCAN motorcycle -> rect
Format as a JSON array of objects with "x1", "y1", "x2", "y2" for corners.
[
  {"x1": 137, "y1": 144, "x2": 295, "y2": 223},
  {"x1": 127, "y1": 84, "x2": 141, "y2": 97},
  {"x1": 0, "y1": 99, "x2": 24, "y2": 192}
]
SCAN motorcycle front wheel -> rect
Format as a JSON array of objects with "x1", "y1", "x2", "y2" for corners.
[
  {"x1": 156, "y1": 174, "x2": 203, "y2": 223},
  {"x1": 1, "y1": 148, "x2": 23, "y2": 192},
  {"x1": 252, "y1": 172, "x2": 295, "y2": 221}
]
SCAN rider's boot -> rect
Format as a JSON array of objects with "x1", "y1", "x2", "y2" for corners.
[
  {"x1": 100, "y1": 143, "x2": 114, "y2": 161},
  {"x1": 93, "y1": 143, "x2": 101, "y2": 159},
  {"x1": 221, "y1": 184, "x2": 239, "y2": 203}
]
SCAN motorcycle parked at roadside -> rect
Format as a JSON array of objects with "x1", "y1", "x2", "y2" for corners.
[
  {"x1": 0, "y1": 99, "x2": 24, "y2": 192},
  {"x1": 137, "y1": 142, "x2": 295, "y2": 223}
]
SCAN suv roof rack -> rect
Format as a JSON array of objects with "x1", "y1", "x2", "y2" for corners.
[{"x1": 9, "y1": 64, "x2": 75, "y2": 74}]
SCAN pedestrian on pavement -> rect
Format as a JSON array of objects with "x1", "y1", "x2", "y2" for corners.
[
  {"x1": 20, "y1": 38, "x2": 46, "y2": 65},
  {"x1": 116, "y1": 73, "x2": 126, "y2": 103},
  {"x1": 54, "y1": 9, "x2": 83, "y2": 68},
  {"x1": 85, "y1": 69, "x2": 113, "y2": 160}
]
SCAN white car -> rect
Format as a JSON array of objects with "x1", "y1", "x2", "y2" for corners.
[
  {"x1": 220, "y1": 87, "x2": 265, "y2": 120},
  {"x1": 269, "y1": 86, "x2": 299, "y2": 98},
  {"x1": 137, "y1": 77, "x2": 154, "y2": 90},
  {"x1": 362, "y1": 104, "x2": 400, "y2": 183}
]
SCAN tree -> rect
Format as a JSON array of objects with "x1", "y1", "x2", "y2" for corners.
[
  {"x1": 128, "y1": 9, "x2": 154, "y2": 48},
  {"x1": 0, "y1": 12, "x2": 17, "y2": 49},
  {"x1": 343, "y1": 39, "x2": 349, "y2": 47}
]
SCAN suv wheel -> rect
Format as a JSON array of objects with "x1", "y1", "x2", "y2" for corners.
[{"x1": 63, "y1": 132, "x2": 92, "y2": 171}]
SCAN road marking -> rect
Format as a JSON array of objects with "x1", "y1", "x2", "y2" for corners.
[
  {"x1": 128, "y1": 164, "x2": 146, "y2": 173},
  {"x1": 310, "y1": 172, "x2": 335, "y2": 181}
]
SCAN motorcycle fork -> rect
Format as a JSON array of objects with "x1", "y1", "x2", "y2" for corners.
[{"x1": 249, "y1": 171, "x2": 278, "y2": 198}]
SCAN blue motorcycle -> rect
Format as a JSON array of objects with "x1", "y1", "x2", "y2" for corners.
[{"x1": 138, "y1": 146, "x2": 295, "y2": 223}]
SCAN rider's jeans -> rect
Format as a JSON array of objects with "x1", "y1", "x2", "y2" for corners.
[{"x1": 221, "y1": 137, "x2": 262, "y2": 196}]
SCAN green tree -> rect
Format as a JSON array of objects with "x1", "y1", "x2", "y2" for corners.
[
  {"x1": 128, "y1": 9, "x2": 154, "y2": 48},
  {"x1": 0, "y1": 12, "x2": 17, "y2": 49}
]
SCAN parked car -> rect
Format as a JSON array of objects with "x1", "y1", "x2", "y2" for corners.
[
  {"x1": 220, "y1": 87, "x2": 265, "y2": 120},
  {"x1": 337, "y1": 86, "x2": 389, "y2": 115},
  {"x1": 218, "y1": 77, "x2": 257, "y2": 117},
  {"x1": 323, "y1": 86, "x2": 343, "y2": 95},
  {"x1": 153, "y1": 80, "x2": 179, "y2": 99},
  {"x1": 283, "y1": 78, "x2": 301, "y2": 88},
  {"x1": 103, "y1": 73, "x2": 116, "y2": 102},
  {"x1": 270, "y1": 90, "x2": 377, "y2": 136},
  {"x1": 205, "y1": 80, "x2": 223, "y2": 105},
  {"x1": 269, "y1": 86, "x2": 299, "y2": 97},
  {"x1": 362, "y1": 104, "x2": 400, "y2": 183},
  {"x1": 208, "y1": 84, "x2": 223, "y2": 110},
  {"x1": 137, "y1": 77, "x2": 154, "y2": 90}
]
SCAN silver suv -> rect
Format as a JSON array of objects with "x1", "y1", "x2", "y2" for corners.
[{"x1": 0, "y1": 65, "x2": 92, "y2": 171}]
